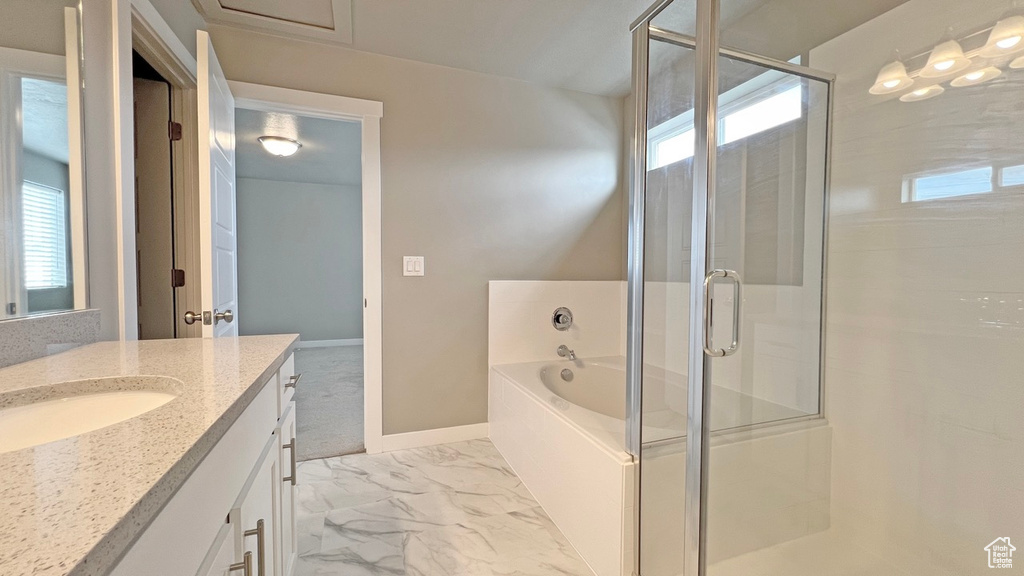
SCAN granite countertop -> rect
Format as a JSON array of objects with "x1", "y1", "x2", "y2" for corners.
[{"x1": 0, "y1": 334, "x2": 298, "y2": 576}]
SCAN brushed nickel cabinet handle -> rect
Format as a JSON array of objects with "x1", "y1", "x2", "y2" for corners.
[
  {"x1": 243, "y1": 519, "x2": 265, "y2": 576},
  {"x1": 285, "y1": 373, "x2": 302, "y2": 389},
  {"x1": 283, "y1": 438, "x2": 297, "y2": 486},
  {"x1": 229, "y1": 551, "x2": 252, "y2": 575}
]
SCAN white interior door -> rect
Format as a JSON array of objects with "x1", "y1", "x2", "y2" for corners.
[{"x1": 197, "y1": 30, "x2": 238, "y2": 338}]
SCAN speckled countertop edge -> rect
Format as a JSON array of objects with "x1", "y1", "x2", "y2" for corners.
[
  {"x1": 71, "y1": 337, "x2": 297, "y2": 576},
  {"x1": 0, "y1": 334, "x2": 298, "y2": 576}
]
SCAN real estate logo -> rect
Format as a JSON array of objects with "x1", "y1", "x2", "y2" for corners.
[{"x1": 985, "y1": 537, "x2": 1015, "y2": 568}]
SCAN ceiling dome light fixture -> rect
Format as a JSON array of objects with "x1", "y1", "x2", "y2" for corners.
[
  {"x1": 869, "y1": 56, "x2": 915, "y2": 94},
  {"x1": 951, "y1": 66, "x2": 1003, "y2": 87},
  {"x1": 980, "y1": 15, "x2": 1024, "y2": 57},
  {"x1": 1010, "y1": 54, "x2": 1024, "y2": 68},
  {"x1": 258, "y1": 136, "x2": 302, "y2": 157},
  {"x1": 920, "y1": 32, "x2": 971, "y2": 78},
  {"x1": 899, "y1": 85, "x2": 945, "y2": 102}
]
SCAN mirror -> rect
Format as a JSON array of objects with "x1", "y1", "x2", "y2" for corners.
[{"x1": 0, "y1": 0, "x2": 87, "y2": 320}]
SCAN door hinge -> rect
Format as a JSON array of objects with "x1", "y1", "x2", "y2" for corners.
[
  {"x1": 171, "y1": 268, "x2": 186, "y2": 288},
  {"x1": 5, "y1": 302, "x2": 15, "y2": 315},
  {"x1": 168, "y1": 121, "x2": 183, "y2": 142}
]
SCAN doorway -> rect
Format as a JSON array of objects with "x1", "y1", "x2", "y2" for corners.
[
  {"x1": 234, "y1": 106, "x2": 367, "y2": 459},
  {"x1": 132, "y1": 51, "x2": 177, "y2": 339}
]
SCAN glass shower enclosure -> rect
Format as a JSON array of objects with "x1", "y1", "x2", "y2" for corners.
[
  {"x1": 628, "y1": 0, "x2": 1023, "y2": 575},
  {"x1": 628, "y1": 2, "x2": 832, "y2": 573}
]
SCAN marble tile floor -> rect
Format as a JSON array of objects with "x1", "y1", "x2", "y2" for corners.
[{"x1": 294, "y1": 439, "x2": 595, "y2": 576}]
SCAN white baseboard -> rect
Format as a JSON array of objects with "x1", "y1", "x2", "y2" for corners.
[
  {"x1": 296, "y1": 338, "x2": 363, "y2": 349},
  {"x1": 381, "y1": 423, "x2": 489, "y2": 452}
]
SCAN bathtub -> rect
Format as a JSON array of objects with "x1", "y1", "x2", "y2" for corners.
[{"x1": 489, "y1": 356, "x2": 832, "y2": 576}]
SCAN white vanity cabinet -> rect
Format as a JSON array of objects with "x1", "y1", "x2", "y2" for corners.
[
  {"x1": 231, "y1": 435, "x2": 280, "y2": 576},
  {"x1": 110, "y1": 352, "x2": 300, "y2": 576},
  {"x1": 277, "y1": 403, "x2": 299, "y2": 576}
]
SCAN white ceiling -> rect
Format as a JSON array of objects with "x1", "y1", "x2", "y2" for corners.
[
  {"x1": 348, "y1": 0, "x2": 651, "y2": 97},
  {"x1": 235, "y1": 108, "x2": 362, "y2": 186},
  {"x1": 218, "y1": 0, "x2": 335, "y2": 28},
  {"x1": 199, "y1": 0, "x2": 911, "y2": 98},
  {"x1": 22, "y1": 77, "x2": 69, "y2": 165}
]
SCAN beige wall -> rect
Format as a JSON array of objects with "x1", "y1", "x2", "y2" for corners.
[
  {"x1": 206, "y1": 26, "x2": 626, "y2": 434},
  {"x1": 145, "y1": 0, "x2": 207, "y2": 58}
]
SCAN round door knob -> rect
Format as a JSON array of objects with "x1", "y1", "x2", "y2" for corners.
[{"x1": 183, "y1": 311, "x2": 202, "y2": 325}]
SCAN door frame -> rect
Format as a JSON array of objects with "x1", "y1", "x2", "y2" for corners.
[
  {"x1": 230, "y1": 81, "x2": 385, "y2": 455},
  {"x1": 130, "y1": 0, "x2": 203, "y2": 338}
]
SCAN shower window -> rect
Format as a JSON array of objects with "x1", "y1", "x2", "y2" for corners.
[
  {"x1": 904, "y1": 164, "x2": 1024, "y2": 202},
  {"x1": 648, "y1": 67, "x2": 803, "y2": 170}
]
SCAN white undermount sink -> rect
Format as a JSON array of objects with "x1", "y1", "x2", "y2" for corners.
[{"x1": 0, "y1": 377, "x2": 181, "y2": 454}]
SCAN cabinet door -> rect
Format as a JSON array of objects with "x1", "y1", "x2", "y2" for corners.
[
  {"x1": 197, "y1": 523, "x2": 239, "y2": 576},
  {"x1": 277, "y1": 402, "x2": 298, "y2": 576},
  {"x1": 278, "y1": 353, "x2": 297, "y2": 414},
  {"x1": 231, "y1": 435, "x2": 280, "y2": 576}
]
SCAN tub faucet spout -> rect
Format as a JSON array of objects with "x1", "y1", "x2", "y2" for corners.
[{"x1": 557, "y1": 345, "x2": 576, "y2": 361}]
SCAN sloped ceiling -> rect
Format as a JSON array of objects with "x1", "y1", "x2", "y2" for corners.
[{"x1": 196, "y1": 0, "x2": 910, "y2": 97}]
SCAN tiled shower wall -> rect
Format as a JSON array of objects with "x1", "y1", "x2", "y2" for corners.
[{"x1": 812, "y1": 0, "x2": 1024, "y2": 573}]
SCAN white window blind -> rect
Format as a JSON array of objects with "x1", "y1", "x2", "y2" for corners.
[{"x1": 22, "y1": 181, "x2": 68, "y2": 289}]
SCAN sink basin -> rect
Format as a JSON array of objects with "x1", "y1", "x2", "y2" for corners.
[{"x1": 0, "y1": 377, "x2": 181, "y2": 453}]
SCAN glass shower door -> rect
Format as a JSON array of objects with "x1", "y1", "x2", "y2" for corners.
[
  {"x1": 701, "y1": 53, "x2": 831, "y2": 573},
  {"x1": 630, "y1": 3, "x2": 697, "y2": 575},
  {"x1": 631, "y1": 2, "x2": 830, "y2": 574}
]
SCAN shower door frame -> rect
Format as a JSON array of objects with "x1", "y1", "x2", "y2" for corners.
[{"x1": 625, "y1": 1, "x2": 836, "y2": 575}]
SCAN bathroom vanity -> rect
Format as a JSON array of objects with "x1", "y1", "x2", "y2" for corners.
[{"x1": 0, "y1": 334, "x2": 300, "y2": 576}]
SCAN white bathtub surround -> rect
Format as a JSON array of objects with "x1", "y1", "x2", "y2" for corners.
[
  {"x1": 490, "y1": 365, "x2": 634, "y2": 576},
  {"x1": 490, "y1": 359, "x2": 833, "y2": 576},
  {"x1": 640, "y1": 423, "x2": 832, "y2": 576},
  {"x1": 487, "y1": 280, "x2": 632, "y2": 576},
  {"x1": 293, "y1": 439, "x2": 594, "y2": 575},
  {"x1": 487, "y1": 279, "x2": 834, "y2": 575},
  {"x1": 488, "y1": 280, "x2": 626, "y2": 366}
]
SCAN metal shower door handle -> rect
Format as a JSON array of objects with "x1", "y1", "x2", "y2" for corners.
[{"x1": 702, "y1": 269, "x2": 742, "y2": 357}]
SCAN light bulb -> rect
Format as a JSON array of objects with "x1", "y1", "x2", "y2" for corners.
[
  {"x1": 900, "y1": 85, "x2": 945, "y2": 102},
  {"x1": 950, "y1": 67, "x2": 1003, "y2": 87},
  {"x1": 922, "y1": 36, "x2": 971, "y2": 78},
  {"x1": 997, "y1": 35, "x2": 1022, "y2": 48},
  {"x1": 869, "y1": 58, "x2": 914, "y2": 95},
  {"x1": 981, "y1": 15, "x2": 1024, "y2": 57},
  {"x1": 258, "y1": 136, "x2": 302, "y2": 157}
]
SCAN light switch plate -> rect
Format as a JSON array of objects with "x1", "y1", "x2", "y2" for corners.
[{"x1": 403, "y1": 256, "x2": 425, "y2": 276}]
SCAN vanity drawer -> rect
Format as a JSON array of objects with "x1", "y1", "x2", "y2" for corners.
[{"x1": 277, "y1": 353, "x2": 298, "y2": 414}]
